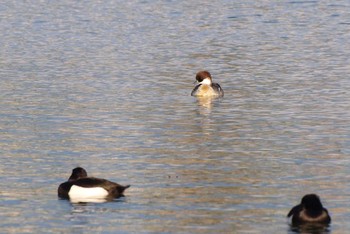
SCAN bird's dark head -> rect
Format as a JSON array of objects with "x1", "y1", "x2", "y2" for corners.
[{"x1": 68, "y1": 167, "x2": 88, "y2": 181}]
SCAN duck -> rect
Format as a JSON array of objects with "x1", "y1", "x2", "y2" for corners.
[
  {"x1": 58, "y1": 167, "x2": 130, "y2": 202},
  {"x1": 287, "y1": 194, "x2": 331, "y2": 225},
  {"x1": 191, "y1": 71, "x2": 224, "y2": 97}
]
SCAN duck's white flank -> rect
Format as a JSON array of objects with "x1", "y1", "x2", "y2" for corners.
[{"x1": 68, "y1": 185, "x2": 109, "y2": 199}]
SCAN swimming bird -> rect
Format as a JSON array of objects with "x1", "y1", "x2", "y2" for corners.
[
  {"x1": 287, "y1": 194, "x2": 331, "y2": 225},
  {"x1": 191, "y1": 71, "x2": 224, "y2": 97},
  {"x1": 58, "y1": 167, "x2": 130, "y2": 202}
]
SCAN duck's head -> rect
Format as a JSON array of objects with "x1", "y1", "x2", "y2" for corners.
[
  {"x1": 195, "y1": 71, "x2": 212, "y2": 85},
  {"x1": 301, "y1": 194, "x2": 323, "y2": 210},
  {"x1": 68, "y1": 167, "x2": 88, "y2": 181}
]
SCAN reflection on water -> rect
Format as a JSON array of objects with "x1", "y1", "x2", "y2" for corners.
[
  {"x1": 289, "y1": 223, "x2": 331, "y2": 234},
  {"x1": 65, "y1": 192, "x2": 128, "y2": 204},
  {"x1": 69, "y1": 197, "x2": 111, "y2": 204},
  {"x1": 195, "y1": 95, "x2": 224, "y2": 111},
  {"x1": 196, "y1": 96, "x2": 215, "y2": 109},
  {"x1": 1, "y1": 0, "x2": 350, "y2": 233}
]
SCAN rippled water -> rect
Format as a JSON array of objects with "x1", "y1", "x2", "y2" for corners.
[{"x1": 1, "y1": 0, "x2": 350, "y2": 233}]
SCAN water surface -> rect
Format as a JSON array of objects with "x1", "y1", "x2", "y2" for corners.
[{"x1": 1, "y1": 0, "x2": 350, "y2": 233}]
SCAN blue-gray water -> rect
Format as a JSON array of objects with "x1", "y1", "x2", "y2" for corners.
[{"x1": 1, "y1": 0, "x2": 350, "y2": 233}]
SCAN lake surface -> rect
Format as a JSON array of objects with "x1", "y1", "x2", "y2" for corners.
[{"x1": 1, "y1": 0, "x2": 350, "y2": 233}]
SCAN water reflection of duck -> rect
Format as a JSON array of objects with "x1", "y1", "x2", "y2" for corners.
[
  {"x1": 58, "y1": 167, "x2": 130, "y2": 202},
  {"x1": 191, "y1": 71, "x2": 224, "y2": 97},
  {"x1": 196, "y1": 95, "x2": 216, "y2": 109},
  {"x1": 287, "y1": 194, "x2": 331, "y2": 225}
]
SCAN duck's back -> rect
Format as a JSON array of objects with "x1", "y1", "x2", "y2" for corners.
[{"x1": 297, "y1": 209, "x2": 331, "y2": 224}]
